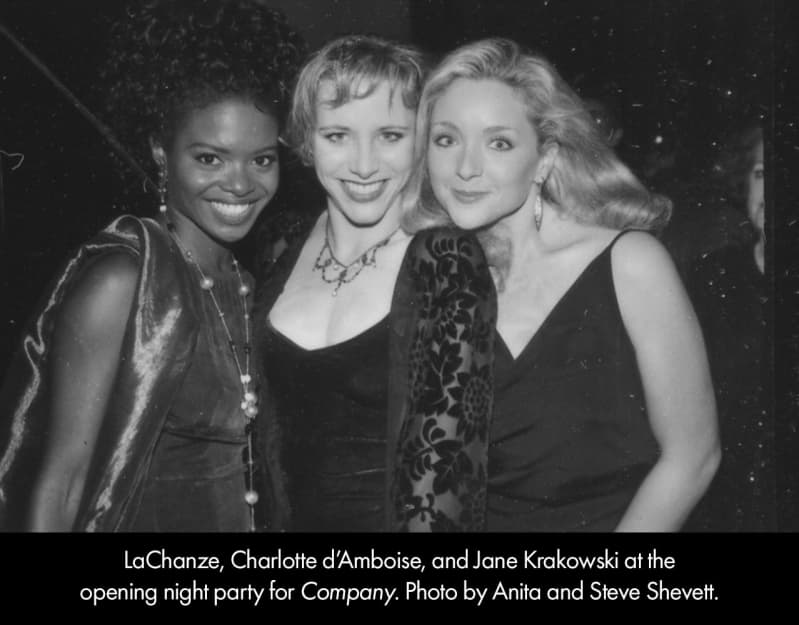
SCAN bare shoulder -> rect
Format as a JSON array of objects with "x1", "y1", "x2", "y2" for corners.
[
  {"x1": 67, "y1": 251, "x2": 139, "y2": 302},
  {"x1": 609, "y1": 230, "x2": 679, "y2": 285},
  {"x1": 58, "y1": 251, "x2": 139, "y2": 331},
  {"x1": 609, "y1": 230, "x2": 693, "y2": 326}
]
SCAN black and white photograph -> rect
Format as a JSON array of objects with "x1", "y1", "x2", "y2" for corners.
[{"x1": 0, "y1": 0, "x2": 795, "y2": 609}]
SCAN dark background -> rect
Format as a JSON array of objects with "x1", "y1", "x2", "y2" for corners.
[
  {"x1": 0, "y1": 0, "x2": 775, "y2": 365},
  {"x1": 0, "y1": 1, "x2": 795, "y2": 527}
]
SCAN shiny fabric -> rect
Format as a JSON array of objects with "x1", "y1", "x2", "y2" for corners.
[
  {"x1": 255, "y1": 224, "x2": 497, "y2": 531},
  {"x1": 487, "y1": 232, "x2": 659, "y2": 531},
  {"x1": 129, "y1": 271, "x2": 255, "y2": 532},
  {"x1": 0, "y1": 216, "x2": 276, "y2": 531},
  {"x1": 263, "y1": 316, "x2": 389, "y2": 531}
]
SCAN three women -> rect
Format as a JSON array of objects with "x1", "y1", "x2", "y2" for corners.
[{"x1": 2, "y1": 21, "x2": 719, "y2": 532}]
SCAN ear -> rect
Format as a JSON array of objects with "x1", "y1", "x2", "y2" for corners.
[
  {"x1": 535, "y1": 142, "x2": 559, "y2": 183},
  {"x1": 149, "y1": 137, "x2": 167, "y2": 171}
]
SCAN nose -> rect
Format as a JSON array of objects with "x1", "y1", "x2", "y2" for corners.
[
  {"x1": 456, "y1": 142, "x2": 482, "y2": 181},
  {"x1": 222, "y1": 163, "x2": 255, "y2": 196},
  {"x1": 349, "y1": 139, "x2": 379, "y2": 179}
]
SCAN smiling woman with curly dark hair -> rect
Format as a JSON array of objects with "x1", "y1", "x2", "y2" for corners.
[
  {"x1": 0, "y1": 0, "x2": 304, "y2": 532},
  {"x1": 102, "y1": 0, "x2": 304, "y2": 194}
]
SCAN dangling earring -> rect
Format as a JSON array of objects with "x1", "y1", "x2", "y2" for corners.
[
  {"x1": 533, "y1": 179, "x2": 544, "y2": 231},
  {"x1": 157, "y1": 168, "x2": 168, "y2": 214}
]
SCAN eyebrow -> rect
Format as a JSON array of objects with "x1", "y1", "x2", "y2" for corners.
[
  {"x1": 483, "y1": 125, "x2": 517, "y2": 134},
  {"x1": 317, "y1": 125, "x2": 411, "y2": 131},
  {"x1": 185, "y1": 142, "x2": 278, "y2": 153},
  {"x1": 430, "y1": 121, "x2": 517, "y2": 134}
]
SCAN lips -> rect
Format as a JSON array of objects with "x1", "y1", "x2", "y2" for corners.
[
  {"x1": 451, "y1": 188, "x2": 490, "y2": 204},
  {"x1": 340, "y1": 179, "x2": 387, "y2": 203},
  {"x1": 208, "y1": 200, "x2": 258, "y2": 225}
]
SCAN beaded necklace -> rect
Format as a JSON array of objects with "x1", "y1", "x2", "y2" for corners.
[
  {"x1": 166, "y1": 222, "x2": 259, "y2": 532},
  {"x1": 313, "y1": 219, "x2": 398, "y2": 296}
]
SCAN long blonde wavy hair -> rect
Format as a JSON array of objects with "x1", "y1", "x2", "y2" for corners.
[{"x1": 405, "y1": 38, "x2": 671, "y2": 234}]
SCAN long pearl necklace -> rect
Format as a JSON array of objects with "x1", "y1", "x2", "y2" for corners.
[
  {"x1": 166, "y1": 222, "x2": 259, "y2": 532},
  {"x1": 313, "y1": 220, "x2": 398, "y2": 296}
]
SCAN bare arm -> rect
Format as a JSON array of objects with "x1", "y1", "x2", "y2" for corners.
[
  {"x1": 611, "y1": 232, "x2": 720, "y2": 532},
  {"x1": 29, "y1": 253, "x2": 138, "y2": 531}
]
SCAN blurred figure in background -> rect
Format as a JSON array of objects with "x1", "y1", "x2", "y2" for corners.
[
  {"x1": 686, "y1": 120, "x2": 775, "y2": 531},
  {"x1": 653, "y1": 130, "x2": 754, "y2": 280}
]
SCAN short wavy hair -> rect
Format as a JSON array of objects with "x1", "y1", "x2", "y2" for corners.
[
  {"x1": 407, "y1": 38, "x2": 671, "y2": 233},
  {"x1": 100, "y1": 0, "x2": 304, "y2": 189},
  {"x1": 285, "y1": 34, "x2": 427, "y2": 166}
]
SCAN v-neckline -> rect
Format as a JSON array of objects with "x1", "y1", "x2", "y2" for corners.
[{"x1": 496, "y1": 233, "x2": 623, "y2": 365}]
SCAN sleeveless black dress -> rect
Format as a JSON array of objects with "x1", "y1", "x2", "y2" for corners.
[
  {"x1": 487, "y1": 232, "x2": 659, "y2": 531},
  {"x1": 262, "y1": 317, "x2": 389, "y2": 531}
]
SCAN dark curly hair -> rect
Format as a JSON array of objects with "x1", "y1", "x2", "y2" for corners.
[{"x1": 99, "y1": 0, "x2": 305, "y2": 194}]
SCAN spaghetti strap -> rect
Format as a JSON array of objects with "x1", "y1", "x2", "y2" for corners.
[{"x1": 608, "y1": 229, "x2": 634, "y2": 249}]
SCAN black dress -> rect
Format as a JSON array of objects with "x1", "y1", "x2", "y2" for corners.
[
  {"x1": 487, "y1": 232, "x2": 659, "y2": 531},
  {"x1": 254, "y1": 223, "x2": 497, "y2": 531},
  {"x1": 263, "y1": 317, "x2": 390, "y2": 531},
  {"x1": 685, "y1": 245, "x2": 774, "y2": 531}
]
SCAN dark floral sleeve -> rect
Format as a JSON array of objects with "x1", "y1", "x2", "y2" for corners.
[{"x1": 393, "y1": 229, "x2": 496, "y2": 531}]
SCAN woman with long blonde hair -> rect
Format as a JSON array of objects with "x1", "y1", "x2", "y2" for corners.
[{"x1": 411, "y1": 38, "x2": 719, "y2": 531}]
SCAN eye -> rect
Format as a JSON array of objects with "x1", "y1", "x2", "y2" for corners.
[
  {"x1": 489, "y1": 137, "x2": 513, "y2": 151},
  {"x1": 254, "y1": 153, "x2": 278, "y2": 168},
  {"x1": 381, "y1": 130, "x2": 405, "y2": 143},
  {"x1": 432, "y1": 134, "x2": 455, "y2": 148},
  {"x1": 195, "y1": 153, "x2": 221, "y2": 166},
  {"x1": 323, "y1": 131, "x2": 346, "y2": 143}
]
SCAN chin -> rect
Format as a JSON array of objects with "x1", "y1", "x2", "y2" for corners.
[
  {"x1": 214, "y1": 221, "x2": 257, "y2": 244},
  {"x1": 339, "y1": 203, "x2": 394, "y2": 227},
  {"x1": 444, "y1": 210, "x2": 487, "y2": 232}
]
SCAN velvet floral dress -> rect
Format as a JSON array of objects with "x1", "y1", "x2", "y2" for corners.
[{"x1": 255, "y1": 223, "x2": 496, "y2": 531}]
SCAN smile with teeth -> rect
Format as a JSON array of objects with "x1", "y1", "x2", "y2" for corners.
[
  {"x1": 209, "y1": 200, "x2": 257, "y2": 221},
  {"x1": 341, "y1": 179, "x2": 387, "y2": 201}
]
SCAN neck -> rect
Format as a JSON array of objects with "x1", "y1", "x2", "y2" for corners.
[
  {"x1": 163, "y1": 209, "x2": 233, "y2": 274},
  {"x1": 325, "y1": 202, "x2": 402, "y2": 263},
  {"x1": 484, "y1": 200, "x2": 543, "y2": 282}
]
